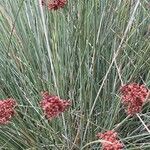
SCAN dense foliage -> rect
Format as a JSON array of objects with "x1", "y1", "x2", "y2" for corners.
[{"x1": 0, "y1": 0, "x2": 150, "y2": 149}]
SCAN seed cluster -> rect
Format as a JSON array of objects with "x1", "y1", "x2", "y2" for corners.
[
  {"x1": 120, "y1": 83, "x2": 149, "y2": 115},
  {"x1": 0, "y1": 99, "x2": 17, "y2": 124},
  {"x1": 41, "y1": 0, "x2": 67, "y2": 10},
  {"x1": 97, "y1": 130, "x2": 123, "y2": 150},
  {"x1": 40, "y1": 92, "x2": 71, "y2": 120}
]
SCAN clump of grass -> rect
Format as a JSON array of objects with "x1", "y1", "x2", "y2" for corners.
[{"x1": 0, "y1": 0, "x2": 150, "y2": 149}]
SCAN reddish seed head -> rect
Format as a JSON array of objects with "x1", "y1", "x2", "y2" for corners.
[
  {"x1": 40, "y1": 92, "x2": 71, "y2": 120},
  {"x1": 97, "y1": 130, "x2": 123, "y2": 150},
  {"x1": 120, "y1": 83, "x2": 149, "y2": 115},
  {"x1": 0, "y1": 99, "x2": 17, "y2": 125},
  {"x1": 41, "y1": 0, "x2": 67, "y2": 10}
]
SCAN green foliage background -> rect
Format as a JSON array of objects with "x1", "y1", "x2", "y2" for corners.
[{"x1": 0, "y1": 0, "x2": 150, "y2": 149}]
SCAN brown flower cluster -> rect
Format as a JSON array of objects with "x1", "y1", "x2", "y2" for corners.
[
  {"x1": 40, "y1": 92, "x2": 71, "y2": 120},
  {"x1": 120, "y1": 83, "x2": 149, "y2": 115},
  {"x1": 97, "y1": 130, "x2": 123, "y2": 150},
  {"x1": 42, "y1": 0, "x2": 67, "y2": 10},
  {"x1": 0, "y1": 99, "x2": 17, "y2": 124}
]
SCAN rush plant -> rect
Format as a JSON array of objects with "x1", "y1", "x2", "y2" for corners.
[{"x1": 0, "y1": 0, "x2": 150, "y2": 149}]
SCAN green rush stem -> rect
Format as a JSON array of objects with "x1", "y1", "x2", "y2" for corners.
[
  {"x1": 38, "y1": 0, "x2": 59, "y2": 95},
  {"x1": 113, "y1": 115, "x2": 130, "y2": 130},
  {"x1": 137, "y1": 113, "x2": 150, "y2": 134}
]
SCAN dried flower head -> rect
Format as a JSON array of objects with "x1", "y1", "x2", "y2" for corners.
[
  {"x1": 40, "y1": 92, "x2": 71, "y2": 120},
  {"x1": 120, "y1": 83, "x2": 149, "y2": 115},
  {"x1": 0, "y1": 99, "x2": 17, "y2": 124},
  {"x1": 42, "y1": 0, "x2": 67, "y2": 10},
  {"x1": 97, "y1": 130, "x2": 123, "y2": 150}
]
